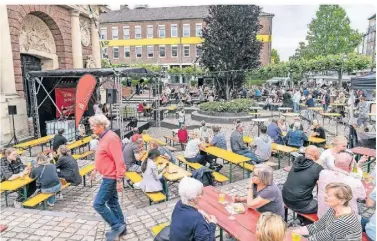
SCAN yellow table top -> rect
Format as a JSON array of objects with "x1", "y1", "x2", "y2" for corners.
[
  {"x1": 0, "y1": 149, "x2": 25, "y2": 159},
  {"x1": 201, "y1": 146, "x2": 250, "y2": 164},
  {"x1": 320, "y1": 113, "x2": 341, "y2": 117},
  {"x1": 67, "y1": 136, "x2": 92, "y2": 150},
  {"x1": 368, "y1": 113, "x2": 376, "y2": 116},
  {"x1": 142, "y1": 134, "x2": 167, "y2": 146},
  {"x1": 282, "y1": 113, "x2": 300, "y2": 117},
  {"x1": 156, "y1": 157, "x2": 191, "y2": 181},
  {"x1": 243, "y1": 136, "x2": 254, "y2": 144},
  {"x1": 307, "y1": 107, "x2": 323, "y2": 111},
  {"x1": 271, "y1": 143, "x2": 298, "y2": 153},
  {"x1": 0, "y1": 176, "x2": 34, "y2": 191},
  {"x1": 167, "y1": 105, "x2": 177, "y2": 111},
  {"x1": 278, "y1": 107, "x2": 292, "y2": 110},
  {"x1": 330, "y1": 103, "x2": 346, "y2": 106},
  {"x1": 13, "y1": 135, "x2": 54, "y2": 149}
]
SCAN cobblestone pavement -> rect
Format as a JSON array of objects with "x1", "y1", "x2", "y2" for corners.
[{"x1": 1, "y1": 106, "x2": 375, "y2": 240}]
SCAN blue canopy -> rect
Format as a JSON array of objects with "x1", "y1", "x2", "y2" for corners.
[{"x1": 350, "y1": 72, "x2": 376, "y2": 90}]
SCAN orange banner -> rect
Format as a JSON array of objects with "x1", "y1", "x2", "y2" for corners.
[{"x1": 75, "y1": 74, "x2": 96, "y2": 128}]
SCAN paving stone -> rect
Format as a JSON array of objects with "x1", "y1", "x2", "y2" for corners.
[
  {"x1": 70, "y1": 234, "x2": 84, "y2": 240},
  {"x1": 40, "y1": 237, "x2": 54, "y2": 241},
  {"x1": 57, "y1": 232, "x2": 72, "y2": 238},
  {"x1": 14, "y1": 233, "x2": 29, "y2": 239},
  {"x1": 27, "y1": 235, "x2": 41, "y2": 240}
]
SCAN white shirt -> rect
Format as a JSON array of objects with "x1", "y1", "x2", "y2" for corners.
[
  {"x1": 293, "y1": 92, "x2": 301, "y2": 103},
  {"x1": 178, "y1": 112, "x2": 185, "y2": 123},
  {"x1": 184, "y1": 139, "x2": 201, "y2": 158}
]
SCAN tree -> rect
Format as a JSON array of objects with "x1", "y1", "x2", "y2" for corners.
[
  {"x1": 305, "y1": 5, "x2": 361, "y2": 58},
  {"x1": 271, "y1": 49, "x2": 280, "y2": 64},
  {"x1": 290, "y1": 42, "x2": 309, "y2": 60},
  {"x1": 200, "y1": 5, "x2": 263, "y2": 100}
]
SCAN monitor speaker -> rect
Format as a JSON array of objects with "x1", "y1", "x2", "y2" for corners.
[
  {"x1": 106, "y1": 89, "x2": 117, "y2": 104},
  {"x1": 8, "y1": 105, "x2": 17, "y2": 115}
]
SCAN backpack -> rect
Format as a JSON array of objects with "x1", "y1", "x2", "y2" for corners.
[{"x1": 192, "y1": 167, "x2": 215, "y2": 187}]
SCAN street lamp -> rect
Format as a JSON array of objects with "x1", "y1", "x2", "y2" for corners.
[{"x1": 340, "y1": 54, "x2": 348, "y2": 88}]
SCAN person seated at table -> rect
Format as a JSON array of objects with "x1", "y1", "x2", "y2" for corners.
[
  {"x1": 30, "y1": 155, "x2": 62, "y2": 207},
  {"x1": 282, "y1": 90, "x2": 293, "y2": 108},
  {"x1": 55, "y1": 145, "x2": 82, "y2": 186},
  {"x1": 305, "y1": 94, "x2": 315, "y2": 107},
  {"x1": 317, "y1": 152, "x2": 366, "y2": 218},
  {"x1": 335, "y1": 91, "x2": 346, "y2": 104},
  {"x1": 136, "y1": 149, "x2": 168, "y2": 195},
  {"x1": 235, "y1": 164, "x2": 285, "y2": 218},
  {"x1": 286, "y1": 122, "x2": 308, "y2": 148},
  {"x1": 149, "y1": 140, "x2": 177, "y2": 164},
  {"x1": 137, "y1": 102, "x2": 144, "y2": 113},
  {"x1": 0, "y1": 148, "x2": 35, "y2": 208},
  {"x1": 177, "y1": 125, "x2": 189, "y2": 151},
  {"x1": 200, "y1": 121, "x2": 210, "y2": 143},
  {"x1": 230, "y1": 123, "x2": 255, "y2": 161},
  {"x1": 169, "y1": 177, "x2": 217, "y2": 241},
  {"x1": 291, "y1": 182, "x2": 362, "y2": 241},
  {"x1": 184, "y1": 93, "x2": 192, "y2": 106},
  {"x1": 310, "y1": 119, "x2": 326, "y2": 140},
  {"x1": 161, "y1": 94, "x2": 169, "y2": 106},
  {"x1": 283, "y1": 146, "x2": 323, "y2": 218},
  {"x1": 52, "y1": 128, "x2": 68, "y2": 152},
  {"x1": 184, "y1": 130, "x2": 213, "y2": 168},
  {"x1": 89, "y1": 134, "x2": 99, "y2": 151},
  {"x1": 277, "y1": 116, "x2": 287, "y2": 132},
  {"x1": 362, "y1": 186, "x2": 376, "y2": 241},
  {"x1": 267, "y1": 118, "x2": 284, "y2": 144},
  {"x1": 122, "y1": 134, "x2": 144, "y2": 173},
  {"x1": 256, "y1": 212, "x2": 287, "y2": 241},
  {"x1": 209, "y1": 125, "x2": 227, "y2": 150},
  {"x1": 249, "y1": 126, "x2": 272, "y2": 164}
]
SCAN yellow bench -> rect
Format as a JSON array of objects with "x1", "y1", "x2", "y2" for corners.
[
  {"x1": 167, "y1": 105, "x2": 177, "y2": 111},
  {"x1": 79, "y1": 164, "x2": 95, "y2": 187},
  {"x1": 271, "y1": 143, "x2": 298, "y2": 169},
  {"x1": 13, "y1": 135, "x2": 54, "y2": 156},
  {"x1": 22, "y1": 179, "x2": 70, "y2": 210},
  {"x1": 72, "y1": 150, "x2": 94, "y2": 160},
  {"x1": 125, "y1": 172, "x2": 166, "y2": 205},
  {"x1": 152, "y1": 222, "x2": 170, "y2": 236},
  {"x1": 176, "y1": 155, "x2": 229, "y2": 184}
]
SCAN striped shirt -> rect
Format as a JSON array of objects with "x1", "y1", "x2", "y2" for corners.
[{"x1": 307, "y1": 208, "x2": 362, "y2": 241}]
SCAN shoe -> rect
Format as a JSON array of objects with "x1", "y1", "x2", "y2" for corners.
[
  {"x1": 105, "y1": 224, "x2": 126, "y2": 241},
  {"x1": 120, "y1": 227, "x2": 128, "y2": 236},
  {"x1": 57, "y1": 193, "x2": 64, "y2": 200},
  {"x1": 209, "y1": 165, "x2": 216, "y2": 170},
  {"x1": 47, "y1": 202, "x2": 55, "y2": 207},
  {"x1": 13, "y1": 201, "x2": 22, "y2": 209},
  {"x1": 215, "y1": 165, "x2": 223, "y2": 172}
]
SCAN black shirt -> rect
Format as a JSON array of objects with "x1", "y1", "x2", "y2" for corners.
[
  {"x1": 30, "y1": 164, "x2": 60, "y2": 189},
  {"x1": 52, "y1": 134, "x2": 68, "y2": 151},
  {"x1": 313, "y1": 127, "x2": 326, "y2": 139},
  {"x1": 56, "y1": 155, "x2": 82, "y2": 186},
  {"x1": 282, "y1": 156, "x2": 323, "y2": 211}
]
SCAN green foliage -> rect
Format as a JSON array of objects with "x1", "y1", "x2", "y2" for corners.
[
  {"x1": 199, "y1": 99, "x2": 256, "y2": 113},
  {"x1": 290, "y1": 42, "x2": 310, "y2": 60},
  {"x1": 130, "y1": 63, "x2": 162, "y2": 73},
  {"x1": 190, "y1": 80, "x2": 198, "y2": 87},
  {"x1": 271, "y1": 49, "x2": 280, "y2": 64},
  {"x1": 305, "y1": 5, "x2": 361, "y2": 58}
]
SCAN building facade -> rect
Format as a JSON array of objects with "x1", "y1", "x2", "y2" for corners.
[
  {"x1": 357, "y1": 14, "x2": 376, "y2": 62},
  {"x1": 1, "y1": 5, "x2": 104, "y2": 144},
  {"x1": 99, "y1": 5, "x2": 274, "y2": 71}
]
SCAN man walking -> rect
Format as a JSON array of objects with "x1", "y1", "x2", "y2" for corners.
[{"x1": 89, "y1": 114, "x2": 127, "y2": 240}]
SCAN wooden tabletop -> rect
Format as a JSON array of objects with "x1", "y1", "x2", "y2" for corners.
[
  {"x1": 278, "y1": 107, "x2": 292, "y2": 110},
  {"x1": 351, "y1": 147, "x2": 376, "y2": 158},
  {"x1": 142, "y1": 134, "x2": 167, "y2": 146},
  {"x1": 368, "y1": 113, "x2": 376, "y2": 116},
  {"x1": 0, "y1": 176, "x2": 34, "y2": 192},
  {"x1": 156, "y1": 157, "x2": 191, "y2": 181},
  {"x1": 282, "y1": 113, "x2": 300, "y2": 117},
  {"x1": 201, "y1": 146, "x2": 250, "y2": 164},
  {"x1": 67, "y1": 136, "x2": 92, "y2": 150},
  {"x1": 13, "y1": 135, "x2": 54, "y2": 149},
  {"x1": 320, "y1": 113, "x2": 341, "y2": 117},
  {"x1": 271, "y1": 143, "x2": 299, "y2": 153},
  {"x1": 252, "y1": 118, "x2": 269, "y2": 122},
  {"x1": 307, "y1": 107, "x2": 323, "y2": 111},
  {"x1": 249, "y1": 106, "x2": 262, "y2": 110}
]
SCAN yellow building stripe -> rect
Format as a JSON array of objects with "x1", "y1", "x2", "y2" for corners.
[{"x1": 101, "y1": 35, "x2": 272, "y2": 47}]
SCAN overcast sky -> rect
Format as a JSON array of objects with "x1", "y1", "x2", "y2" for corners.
[{"x1": 108, "y1": 4, "x2": 375, "y2": 61}]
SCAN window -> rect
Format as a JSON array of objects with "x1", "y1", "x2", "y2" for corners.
[
  {"x1": 183, "y1": 24, "x2": 190, "y2": 37},
  {"x1": 171, "y1": 24, "x2": 177, "y2": 37},
  {"x1": 112, "y1": 27, "x2": 118, "y2": 40},
  {"x1": 124, "y1": 46, "x2": 130, "y2": 58},
  {"x1": 196, "y1": 44, "x2": 202, "y2": 57},
  {"x1": 147, "y1": 46, "x2": 154, "y2": 58},
  {"x1": 159, "y1": 46, "x2": 166, "y2": 57},
  {"x1": 100, "y1": 28, "x2": 107, "y2": 40},
  {"x1": 159, "y1": 25, "x2": 165, "y2": 38},
  {"x1": 196, "y1": 23, "x2": 202, "y2": 37},
  {"x1": 147, "y1": 25, "x2": 153, "y2": 39},
  {"x1": 135, "y1": 46, "x2": 142, "y2": 58},
  {"x1": 183, "y1": 45, "x2": 190, "y2": 57},
  {"x1": 135, "y1": 26, "x2": 141, "y2": 39},
  {"x1": 113, "y1": 47, "x2": 119, "y2": 59},
  {"x1": 123, "y1": 26, "x2": 130, "y2": 39},
  {"x1": 102, "y1": 47, "x2": 108, "y2": 58},
  {"x1": 171, "y1": 45, "x2": 178, "y2": 57}
]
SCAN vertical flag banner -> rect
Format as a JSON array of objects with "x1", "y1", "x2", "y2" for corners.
[{"x1": 75, "y1": 74, "x2": 96, "y2": 128}]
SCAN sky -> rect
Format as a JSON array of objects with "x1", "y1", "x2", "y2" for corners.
[{"x1": 108, "y1": 4, "x2": 375, "y2": 61}]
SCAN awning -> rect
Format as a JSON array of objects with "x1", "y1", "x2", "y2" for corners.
[{"x1": 350, "y1": 72, "x2": 376, "y2": 90}]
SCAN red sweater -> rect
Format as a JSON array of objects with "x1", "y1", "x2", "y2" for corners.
[
  {"x1": 94, "y1": 130, "x2": 126, "y2": 180},
  {"x1": 177, "y1": 129, "x2": 188, "y2": 143}
]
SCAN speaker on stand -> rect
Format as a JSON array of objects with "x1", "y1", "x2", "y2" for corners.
[
  {"x1": 7, "y1": 105, "x2": 19, "y2": 146},
  {"x1": 106, "y1": 89, "x2": 117, "y2": 130}
]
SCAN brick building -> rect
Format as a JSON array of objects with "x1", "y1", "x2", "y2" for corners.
[
  {"x1": 100, "y1": 5, "x2": 274, "y2": 71},
  {"x1": 0, "y1": 5, "x2": 104, "y2": 144}
]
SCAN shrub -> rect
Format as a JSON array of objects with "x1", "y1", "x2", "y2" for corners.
[{"x1": 199, "y1": 99, "x2": 256, "y2": 113}]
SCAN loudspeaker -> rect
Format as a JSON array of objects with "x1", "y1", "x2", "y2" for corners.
[
  {"x1": 198, "y1": 78, "x2": 204, "y2": 86},
  {"x1": 8, "y1": 105, "x2": 17, "y2": 115},
  {"x1": 106, "y1": 89, "x2": 117, "y2": 104}
]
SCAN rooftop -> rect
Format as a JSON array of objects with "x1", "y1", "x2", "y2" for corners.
[
  {"x1": 100, "y1": 5, "x2": 274, "y2": 23},
  {"x1": 368, "y1": 14, "x2": 376, "y2": 20}
]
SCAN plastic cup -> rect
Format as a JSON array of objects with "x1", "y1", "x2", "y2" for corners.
[
  {"x1": 291, "y1": 232, "x2": 301, "y2": 241},
  {"x1": 219, "y1": 193, "x2": 225, "y2": 204}
]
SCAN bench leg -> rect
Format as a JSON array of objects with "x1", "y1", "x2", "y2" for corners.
[
  {"x1": 284, "y1": 207, "x2": 288, "y2": 222},
  {"x1": 219, "y1": 228, "x2": 224, "y2": 241},
  {"x1": 5, "y1": 192, "x2": 8, "y2": 207},
  {"x1": 42, "y1": 201, "x2": 47, "y2": 210},
  {"x1": 83, "y1": 176, "x2": 86, "y2": 187},
  {"x1": 29, "y1": 147, "x2": 32, "y2": 157},
  {"x1": 229, "y1": 163, "x2": 233, "y2": 183}
]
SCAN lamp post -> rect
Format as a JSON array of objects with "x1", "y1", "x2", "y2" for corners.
[{"x1": 339, "y1": 54, "x2": 347, "y2": 88}]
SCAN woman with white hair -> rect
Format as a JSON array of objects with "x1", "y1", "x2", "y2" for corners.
[
  {"x1": 286, "y1": 122, "x2": 308, "y2": 148},
  {"x1": 234, "y1": 164, "x2": 285, "y2": 218},
  {"x1": 29, "y1": 155, "x2": 62, "y2": 206},
  {"x1": 169, "y1": 177, "x2": 217, "y2": 241}
]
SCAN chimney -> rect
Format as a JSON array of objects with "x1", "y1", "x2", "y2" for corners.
[{"x1": 120, "y1": 5, "x2": 129, "y2": 10}]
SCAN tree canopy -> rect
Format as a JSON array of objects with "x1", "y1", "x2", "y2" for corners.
[{"x1": 271, "y1": 49, "x2": 280, "y2": 64}]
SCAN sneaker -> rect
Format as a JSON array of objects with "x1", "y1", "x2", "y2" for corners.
[
  {"x1": 105, "y1": 224, "x2": 126, "y2": 241},
  {"x1": 47, "y1": 202, "x2": 55, "y2": 207},
  {"x1": 215, "y1": 165, "x2": 223, "y2": 172},
  {"x1": 120, "y1": 227, "x2": 127, "y2": 236},
  {"x1": 13, "y1": 201, "x2": 22, "y2": 209},
  {"x1": 57, "y1": 193, "x2": 64, "y2": 200}
]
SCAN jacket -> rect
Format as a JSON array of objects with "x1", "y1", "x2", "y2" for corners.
[
  {"x1": 230, "y1": 130, "x2": 248, "y2": 152},
  {"x1": 287, "y1": 130, "x2": 308, "y2": 147},
  {"x1": 192, "y1": 167, "x2": 214, "y2": 187},
  {"x1": 305, "y1": 98, "x2": 315, "y2": 107},
  {"x1": 56, "y1": 155, "x2": 82, "y2": 185},
  {"x1": 170, "y1": 200, "x2": 216, "y2": 241},
  {"x1": 177, "y1": 129, "x2": 188, "y2": 143},
  {"x1": 267, "y1": 123, "x2": 284, "y2": 144},
  {"x1": 139, "y1": 159, "x2": 163, "y2": 192},
  {"x1": 0, "y1": 157, "x2": 25, "y2": 182}
]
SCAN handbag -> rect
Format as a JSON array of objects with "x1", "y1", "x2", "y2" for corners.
[{"x1": 153, "y1": 226, "x2": 170, "y2": 241}]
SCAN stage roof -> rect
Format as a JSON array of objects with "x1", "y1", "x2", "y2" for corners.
[{"x1": 350, "y1": 72, "x2": 376, "y2": 90}]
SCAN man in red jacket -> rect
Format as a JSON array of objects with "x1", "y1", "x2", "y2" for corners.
[
  {"x1": 177, "y1": 125, "x2": 189, "y2": 150},
  {"x1": 89, "y1": 114, "x2": 126, "y2": 241}
]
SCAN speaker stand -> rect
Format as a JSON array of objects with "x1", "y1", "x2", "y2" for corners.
[{"x1": 7, "y1": 114, "x2": 19, "y2": 146}]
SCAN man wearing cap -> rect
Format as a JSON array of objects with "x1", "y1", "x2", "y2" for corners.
[{"x1": 122, "y1": 134, "x2": 144, "y2": 173}]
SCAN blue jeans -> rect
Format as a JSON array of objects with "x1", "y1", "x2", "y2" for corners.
[
  {"x1": 235, "y1": 150, "x2": 262, "y2": 163},
  {"x1": 186, "y1": 154, "x2": 210, "y2": 166},
  {"x1": 322, "y1": 104, "x2": 328, "y2": 111},
  {"x1": 93, "y1": 178, "x2": 125, "y2": 231},
  {"x1": 41, "y1": 182, "x2": 61, "y2": 204},
  {"x1": 160, "y1": 178, "x2": 168, "y2": 195},
  {"x1": 293, "y1": 102, "x2": 300, "y2": 113}
]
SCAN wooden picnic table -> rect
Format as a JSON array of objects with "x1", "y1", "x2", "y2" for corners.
[
  {"x1": 13, "y1": 135, "x2": 54, "y2": 156},
  {"x1": 67, "y1": 136, "x2": 92, "y2": 153},
  {"x1": 142, "y1": 134, "x2": 167, "y2": 146},
  {"x1": 201, "y1": 146, "x2": 250, "y2": 182},
  {"x1": 351, "y1": 146, "x2": 376, "y2": 173},
  {"x1": 0, "y1": 176, "x2": 35, "y2": 207},
  {"x1": 156, "y1": 157, "x2": 191, "y2": 182},
  {"x1": 197, "y1": 186, "x2": 306, "y2": 241},
  {"x1": 281, "y1": 132, "x2": 326, "y2": 145},
  {"x1": 278, "y1": 107, "x2": 292, "y2": 113}
]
